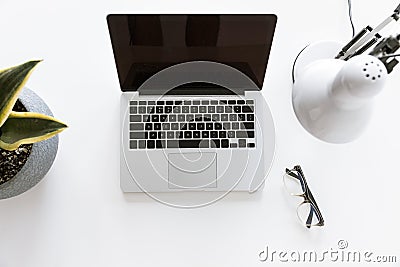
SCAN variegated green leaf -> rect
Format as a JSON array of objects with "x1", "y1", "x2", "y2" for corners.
[
  {"x1": 0, "y1": 60, "x2": 42, "y2": 127},
  {"x1": 0, "y1": 111, "x2": 67, "y2": 151}
]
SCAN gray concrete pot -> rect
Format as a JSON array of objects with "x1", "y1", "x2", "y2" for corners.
[{"x1": 0, "y1": 88, "x2": 59, "y2": 199}]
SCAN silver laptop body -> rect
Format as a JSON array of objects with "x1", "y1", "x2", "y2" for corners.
[{"x1": 107, "y1": 14, "x2": 277, "y2": 193}]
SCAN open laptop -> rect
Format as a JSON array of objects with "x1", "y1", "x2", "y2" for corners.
[{"x1": 107, "y1": 14, "x2": 277, "y2": 193}]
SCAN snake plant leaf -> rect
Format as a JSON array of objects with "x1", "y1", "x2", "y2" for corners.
[
  {"x1": 0, "y1": 60, "x2": 42, "y2": 128},
  {"x1": 0, "y1": 111, "x2": 67, "y2": 151}
]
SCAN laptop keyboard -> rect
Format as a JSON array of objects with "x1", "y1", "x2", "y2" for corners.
[{"x1": 128, "y1": 99, "x2": 256, "y2": 149}]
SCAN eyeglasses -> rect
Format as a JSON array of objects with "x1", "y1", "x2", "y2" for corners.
[{"x1": 283, "y1": 165, "x2": 324, "y2": 228}]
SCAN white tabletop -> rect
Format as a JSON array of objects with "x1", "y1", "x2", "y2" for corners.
[{"x1": 1, "y1": 0, "x2": 400, "y2": 266}]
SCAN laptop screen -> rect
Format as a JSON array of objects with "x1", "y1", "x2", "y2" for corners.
[{"x1": 107, "y1": 14, "x2": 277, "y2": 92}]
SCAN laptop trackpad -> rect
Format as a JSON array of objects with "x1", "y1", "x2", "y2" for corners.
[{"x1": 168, "y1": 152, "x2": 217, "y2": 189}]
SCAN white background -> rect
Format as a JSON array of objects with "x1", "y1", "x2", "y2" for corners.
[{"x1": 1, "y1": 0, "x2": 400, "y2": 266}]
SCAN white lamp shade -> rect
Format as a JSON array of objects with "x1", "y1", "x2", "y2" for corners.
[{"x1": 292, "y1": 42, "x2": 387, "y2": 143}]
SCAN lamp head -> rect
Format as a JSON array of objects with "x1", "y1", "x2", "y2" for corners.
[
  {"x1": 332, "y1": 55, "x2": 387, "y2": 103},
  {"x1": 292, "y1": 42, "x2": 388, "y2": 143}
]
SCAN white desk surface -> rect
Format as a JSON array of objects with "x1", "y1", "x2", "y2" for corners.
[{"x1": 1, "y1": 0, "x2": 400, "y2": 266}]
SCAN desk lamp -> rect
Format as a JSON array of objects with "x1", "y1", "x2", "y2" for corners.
[{"x1": 292, "y1": 4, "x2": 400, "y2": 143}]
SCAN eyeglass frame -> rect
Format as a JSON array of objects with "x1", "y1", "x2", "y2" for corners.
[{"x1": 284, "y1": 165, "x2": 324, "y2": 228}]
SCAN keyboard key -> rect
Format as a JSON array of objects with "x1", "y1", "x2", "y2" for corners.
[
  {"x1": 212, "y1": 114, "x2": 220, "y2": 121},
  {"x1": 178, "y1": 115, "x2": 185, "y2": 121},
  {"x1": 234, "y1": 106, "x2": 241, "y2": 113},
  {"x1": 210, "y1": 139, "x2": 220, "y2": 148},
  {"x1": 219, "y1": 131, "x2": 227, "y2": 138},
  {"x1": 184, "y1": 100, "x2": 191, "y2": 105},
  {"x1": 149, "y1": 132, "x2": 157, "y2": 139},
  {"x1": 151, "y1": 115, "x2": 159, "y2": 122},
  {"x1": 232, "y1": 122, "x2": 239, "y2": 129},
  {"x1": 169, "y1": 114, "x2": 177, "y2": 122},
  {"x1": 138, "y1": 140, "x2": 146, "y2": 149},
  {"x1": 189, "y1": 123, "x2": 196, "y2": 130},
  {"x1": 247, "y1": 114, "x2": 254, "y2": 121},
  {"x1": 193, "y1": 100, "x2": 200, "y2": 105},
  {"x1": 225, "y1": 106, "x2": 233, "y2": 113},
  {"x1": 202, "y1": 100, "x2": 209, "y2": 105},
  {"x1": 148, "y1": 101, "x2": 155, "y2": 105},
  {"x1": 236, "y1": 131, "x2": 255, "y2": 138},
  {"x1": 167, "y1": 139, "x2": 203, "y2": 148},
  {"x1": 156, "y1": 106, "x2": 163, "y2": 113},
  {"x1": 158, "y1": 131, "x2": 166, "y2": 139},
  {"x1": 238, "y1": 114, "x2": 245, "y2": 121},
  {"x1": 228, "y1": 131, "x2": 235, "y2": 138},
  {"x1": 242, "y1": 122, "x2": 255, "y2": 129},
  {"x1": 219, "y1": 100, "x2": 227, "y2": 105},
  {"x1": 202, "y1": 131, "x2": 209, "y2": 138},
  {"x1": 186, "y1": 114, "x2": 194, "y2": 122},
  {"x1": 171, "y1": 123, "x2": 179, "y2": 130},
  {"x1": 206, "y1": 123, "x2": 213, "y2": 130},
  {"x1": 210, "y1": 131, "x2": 218, "y2": 138},
  {"x1": 221, "y1": 114, "x2": 229, "y2": 121},
  {"x1": 223, "y1": 122, "x2": 231, "y2": 130},
  {"x1": 214, "y1": 123, "x2": 222, "y2": 130},
  {"x1": 173, "y1": 106, "x2": 181, "y2": 113},
  {"x1": 239, "y1": 139, "x2": 246, "y2": 147},
  {"x1": 199, "y1": 106, "x2": 207, "y2": 113},
  {"x1": 156, "y1": 140, "x2": 165, "y2": 148},
  {"x1": 167, "y1": 131, "x2": 174, "y2": 139},
  {"x1": 130, "y1": 115, "x2": 141, "y2": 122},
  {"x1": 237, "y1": 100, "x2": 245, "y2": 105},
  {"x1": 154, "y1": 123, "x2": 161, "y2": 130},
  {"x1": 160, "y1": 115, "x2": 167, "y2": 122},
  {"x1": 138, "y1": 106, "x2": 146, "y2": 114},
  {"x1": 210, "y1": 100, "x2": 218, "y2": 105},
  {"x1": 247, "y1": 143, "x2": 255, "y2": 148},
  {"x1": 216, "y1": 106, "x2": 224, "y2": 113},
  {"x1": 147, "y1": 106, "x2": 155, "y2": 113},
  {"x1": 242, "y1": 106, "x2": 254, "y2": 113},
  {"x1": 147, "y1": 140, "x2": 155, "y2": 149},
  {"x1": 165, "y1": 106, "x2": 172, "y2": 113},
  {"x1": 228, "y1": 100, "x2": 236, "y2": 105},
  {"x1": 208, "y1": 106, "x2": 215, "y2": 113},
  {"x1": 145, "y1": 123, "x2": 152, "y2": 130},
  {"x1": 182, "y1": 106, "x2": 190, "y2": 113},
  {"x1": 139, "y1": 101, "x2": 146, "y2": 105},
  {"x1": 195, "y1": 115, "x2": 203, "y2": 121},
  {"x1": 143, "y1": 115, "x2": 150, "y2": 122},
  {"x1": 130, "y1": 140, "x2": 137, "y2": 149},
  {"x1": 221, "y1": 139, "x2": 229, "y2": 148},
  {"x1": 204, "y1": 115, "x2": 212, "y2": 121},
  {"x1": 230, "y1": 143, "x2": 238, "y2": 148},
  {"x1": 128, "y1": 107, "x2": 136, "y2": 115},
  {"x1": 130, "y1": 101, "x2": 138, "y2": 105},
  {"x1": 191, "y1": 106, "x2": 198, "y2": 113},
  {"x1": 174, "y1": 100, "x2": 182, "y2": 105},
  {"x1": 180, "y1": 123, "x2": 188, "y2": 130},
  {"x1": 246, "y1": 100, "x2": 254, "y2": 104},
  {"x1": 193, "y1": 131, "x2": 200, "y2": 138},
  {"x1": 229, "y1": 114, "x2": 237, "y2": 121},
  {"x1": 184, "y1": 131, "x2": 192, "y2": 138},
  {"x1": 162, "y1": 123, "x2": 170, "y2": 130},
  {"x1": 197, "y1": 123, "x2": 205, "y2": 130},
  {"x1": 177, "y1": 131, "x2": 184, "y2": 139},
  {"x1": 130, "y1": 132, "x2": 148, "y2": 139},
  {"x1": 130, "y1": 123, "x2": 144, "y2": 130},
  {"x1": 157, "y1": 101, "x2": 164, "y2": 105},
  {"x1": 166, "y1": 101, "x2": 174, "y2": 105}
]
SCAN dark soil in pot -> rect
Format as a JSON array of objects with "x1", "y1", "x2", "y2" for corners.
[{"x1": 0, "y1": 100, "x2": 33, "y2": 186}]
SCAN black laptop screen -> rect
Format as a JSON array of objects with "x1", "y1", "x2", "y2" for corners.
[{"x1": 107, "y1": 14, "x2": 277, "y2": 92}]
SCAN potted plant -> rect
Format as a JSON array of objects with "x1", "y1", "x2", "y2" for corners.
[{"x1": 0, "y1": 60, "x2": 67, "y2": 199}]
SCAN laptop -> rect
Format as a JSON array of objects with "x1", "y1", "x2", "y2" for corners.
[{"x1": 107, "y1": 14, "x2": 277, "y2": 193}]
